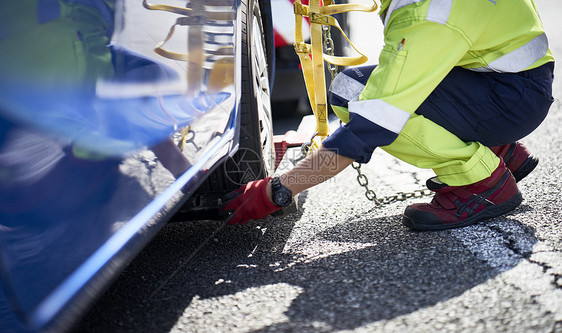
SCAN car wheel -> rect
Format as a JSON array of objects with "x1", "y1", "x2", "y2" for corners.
[
  {"x1": 230, "y1": 0, "x2": 276, "y2": 186},
  {"x1": 178, "y1": 0, "x2": 275, "y2": 220}
]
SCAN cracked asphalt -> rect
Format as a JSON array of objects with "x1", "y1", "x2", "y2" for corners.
[{"x1": 74, "y1": 1, "x2": 561, "y2": 332}]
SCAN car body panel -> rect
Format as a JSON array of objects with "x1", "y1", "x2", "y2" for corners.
[{"x1": 0, "y1": 0, "x2": 273, "y2": 331}]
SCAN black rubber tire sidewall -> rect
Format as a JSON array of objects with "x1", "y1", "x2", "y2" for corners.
[{"x1": 196, "y1": 0, "x2": 274, "y2": 194}]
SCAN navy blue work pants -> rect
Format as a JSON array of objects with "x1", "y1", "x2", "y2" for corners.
[{"x1": 417, "y1": 62, "x2": 554, "y2": 146}]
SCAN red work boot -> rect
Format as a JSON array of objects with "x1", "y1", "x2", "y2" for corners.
[
  {"x1": 402, "y1": 160, "x2": 522, "y2": 231},
  {"x1": 489, "y1": 142, "x2": 538, "y2": 182}
]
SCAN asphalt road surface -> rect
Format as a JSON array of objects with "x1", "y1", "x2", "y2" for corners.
[{"x1": 74, "y1": 1, "x2": 561, "y2": 332}]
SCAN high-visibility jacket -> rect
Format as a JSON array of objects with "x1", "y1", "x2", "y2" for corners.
[
  {"x1": 323, "y1": 0, "x2": 554, "y2": 185},
  {"x1": 334, "y1": 0, "x2": 553, "y2": 125}
]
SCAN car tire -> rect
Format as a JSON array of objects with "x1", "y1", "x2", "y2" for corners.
[
  {"x1": 226, "y1": 0, "x2": 275, "y2": 187},
  {"x1": 177, "y1": 0, "x2": 275, "y2": 220}
]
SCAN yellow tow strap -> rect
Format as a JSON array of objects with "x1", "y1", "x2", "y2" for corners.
[{"x1": 294, "y1": 0, "x2": 378, "y2": 150}]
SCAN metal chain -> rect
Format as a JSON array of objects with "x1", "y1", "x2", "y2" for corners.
[
  {"x1": 352, "y1": 162, "x2": 433, "y2": 205},
  {"x1": 323, "y1": 24, "x2": 339, "y2": 81},
  {"x1": 321, "y1": 10, "x2": 433, "y2": 206}
]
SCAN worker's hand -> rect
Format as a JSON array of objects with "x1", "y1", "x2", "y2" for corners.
[{"x1": 221, "y1": 177, "x2": 281, "y2": 225}]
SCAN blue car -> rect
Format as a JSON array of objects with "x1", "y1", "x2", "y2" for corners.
[{"x1": 0, "y1": 0, "x2": 276, "y2": 331}]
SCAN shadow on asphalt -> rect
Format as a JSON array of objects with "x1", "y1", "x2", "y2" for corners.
[{"x1": 74, "y1": 202, "x2": 536, "y2": 332}]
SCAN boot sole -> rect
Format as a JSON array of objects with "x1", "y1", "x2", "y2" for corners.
[
  {"x1": 512, "y1": 156, "x2": 539, "y2": 182},
  {"x1": 402, "y1": 190, "x2": 523, "y2": 231}
]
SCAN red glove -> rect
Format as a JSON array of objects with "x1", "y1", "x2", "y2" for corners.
[{"x1": 222, "y1": 177, "x2": 282, "y2": 225}]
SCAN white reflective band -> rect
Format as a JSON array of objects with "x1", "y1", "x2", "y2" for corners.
[
  {"x1": 470, "y1": 33, "x2": 549, "y2": 73},
  {"x1": 348, "y1": 99, "x2": 411, "y2": 134},
  {"x1": 384, "y1": 0, "x2": 452, "y2": 28},
  {"x1": 384, "y1": 0, "x2": 424, "y2": 28},
  {"x1": 329, "y1": 72, "x2": 366, "y2": 103},
  {"x1": 427, "y1": 0, "x2": 452, "y2": 25}
]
